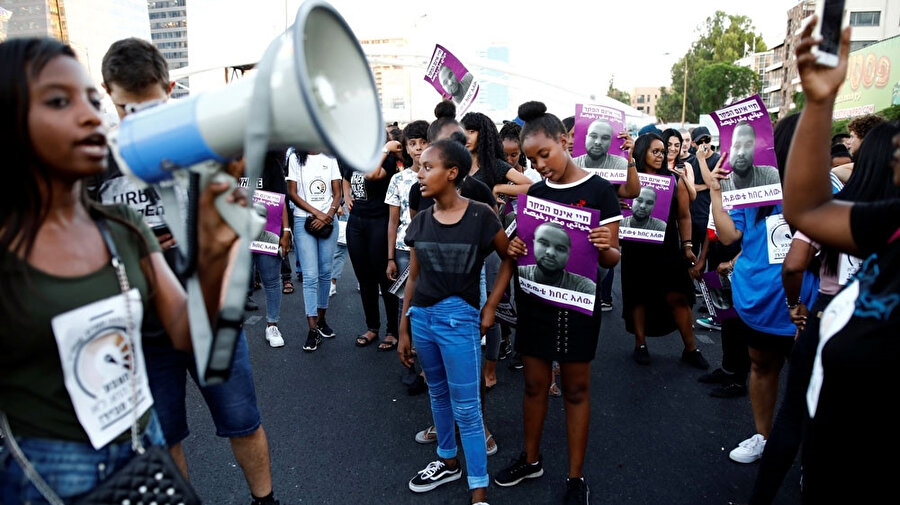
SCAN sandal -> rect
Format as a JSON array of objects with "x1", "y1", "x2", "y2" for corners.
[
  {"x1": 415, "y1": 424, "x2": 437, "y2": 444},
  {"x1": 355, "y1": 331, "x2": 378, "y2": 347},
  {"x1": 282, "y1": 280, "x2": 294, "y2": 294},
  {"x1": 377, "y1": 335, "x2": 398, "y2": 352},
  {"x1": 485, "y1": 433, "x2": 498, "y2": 456}
]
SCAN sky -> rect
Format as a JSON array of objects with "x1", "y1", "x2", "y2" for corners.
[{"x1": 189, "y1": 0, "x2": 798, "y2": 93}]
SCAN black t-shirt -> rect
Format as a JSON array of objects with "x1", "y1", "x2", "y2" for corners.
[
  {"x1": 687, "y1": 152, "x2": 717, "y2": 225},
  {"x1": 340, "y1": 156, "x2": 397, "y2": 219},
  {"x1": 802, "y1": 198, "x2": 900, "y2": 503},
  {"x1": 409, "y1": 176, "x2": 497, "y2": 212},
  {"x1": 240, "y1": 150, "x2": 289, "y2": 194},
  {"x1": 516, "y1": 174, "x2": 623, "y2": 326},
  {"x1": 404, "y1": 201, "x2": 501, "y2": 309},
  {"x1": 471, "y1": 159, "x2": 513, "y2": 189}
]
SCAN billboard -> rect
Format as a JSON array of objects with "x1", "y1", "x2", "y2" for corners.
[{"x1": 833, "y1": 35, "x2": 900, "y2": 120}]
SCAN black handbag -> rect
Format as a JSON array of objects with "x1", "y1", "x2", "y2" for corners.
[
  {"x1": 304, "y1": 215, "x2": 334, "y2": 239},
  {"x1": 0, "y1": 219, "x2": 201, "y2": 505}
]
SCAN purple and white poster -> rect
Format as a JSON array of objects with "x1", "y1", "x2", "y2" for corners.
[
  {"x1": 711, "y1": 94, "x2": 781, "y2": 209},
  {"x1": 619, "y1": 173, "x2": 674, "y2": 243},
  {"x1": 424, "y1": 44, "x2": 479, "y2": 117},
  {"x1": 249, "y1": 190, "x2": 285, "y2": 256},
  {"x1": 572, "y1": 103, "x2": 629, "y2": 183},
  {"x1": 699, "y1": 271, "x2": 738, "y2": 321},
  {"x1": 516, "y1": 195, "x2": 601, "y2": 315}
]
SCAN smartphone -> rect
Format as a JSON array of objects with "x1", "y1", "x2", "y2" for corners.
[
  {"x1": 152, "y1": 224, "x2": 171, "y2": 237},
  {"x1": 815, "y1": 0, "x2": 846, "y2": 67}
]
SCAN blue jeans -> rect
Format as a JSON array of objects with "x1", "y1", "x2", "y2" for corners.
[
  {"x1": 143, "y1": 331, "x2": 262, "y2": 443},
  {"x1": 481, "y1": 252, "x2": 501, "y2": 361},
  {"x1": 600, "y1": 267, "x2": 614, "y2": 302},
  {"x1": 0, "y1": 412, "x2": 165, "y2": 504},
  {"x1": 408, "y1": 297, "x2": 488, "y2": 489},
  {"x1": 253, "y1": 252, "x2": 283, "y2": 323},
  {"x1": 332, "y1": 214, "x2": 348, "y2": 281},
  {"x1": 294, "y1": 214, "x2": 338, "y2": 317}
]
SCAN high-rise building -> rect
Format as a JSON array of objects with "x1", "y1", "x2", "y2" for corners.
[
  {"x1": 148, "y1": 0, "x2": 188, "y2": 98},
  {"x1": 359, "y1": 37, "x2": 413, "y2": 124},
  {"x1": 2, "y1": 0, "x2": 67, "y2": 41}
]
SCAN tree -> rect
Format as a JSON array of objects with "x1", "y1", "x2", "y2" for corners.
[
  {"x1": 607, "y1": 77, "x2": 631, "y2": 106},
  {"x1": 695, "y1": 63, "x2": 760, "y2": 113},
  {"x1": 657, "y1": 11, "x2": 767, "y2": 123}
]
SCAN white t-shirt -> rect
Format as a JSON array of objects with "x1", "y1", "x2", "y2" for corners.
[{"x1": 287, "y1": 153, "x2": 341, "y2": 218}]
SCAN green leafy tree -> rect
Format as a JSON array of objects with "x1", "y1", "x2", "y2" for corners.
[
  {"x1": 607, "y1": 77, "x2": 631, "y2": 106},
  {"x1": 656, "y1": 11, "x2": 766, "y2": 123},
  {"x1": 695, "y1": 63, "x2": 760, "y2": 113}
]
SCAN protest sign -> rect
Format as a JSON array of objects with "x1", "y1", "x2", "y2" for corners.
[
  {"x1": 572, "y1": 103, "x2": 629, "y2": 183},
  {"x1": 619, "y1": 173, "x2": 674, "y2": 244},
  {"x1": 249, "y1": 190, "x2": 286, "y2": 256},
  {"x1": 699, "y1": 271, "x2": 738, "y2": 322},
  {"x1": 424, "y1": 44, "x2": 479, "y2": 117},
  {"x1": 711, "y1": 94, "x2": 781, "y2": 209},
  {"x1": 516, "y1": 195, "x2": 601, "y2": 315}
]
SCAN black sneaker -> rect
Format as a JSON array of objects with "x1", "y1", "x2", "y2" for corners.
[
  {"x1": 564, "y1": 477, "x2": 590, "y2": 505},
  {"x1": 408, "y1": 460, "x2": 461, "y2": 493},
  {"x1": 245, "y1": 296, "x2": 259, "y2": 311},
  {"x1": 710, "y1": 382, "x2": 748, "y2": 398},
  {"x1": 498, "y1": 339, "x2": 512, "y2": 360},
  {"x1": 494, "y1": 452, "x2": 543, "y2": 487},
  {"x1": 632, "y1": 345, "x2": 650, "y2": 365},
  {"x1": 508, "y1": 352, "x2": 524, "y2": 370},
  {"x1": 698, "y1": 367, "x2": 733, "y2": 384},
  {"x1": 316, "y1": 320, "x2": 336, "y2": 339},
  {"x1": 681, "y1": 348, "x2": 710, "y2": 370},
  {"x1": 599, "y1": 300, "x2": 613, "y2": 312},
  {"x1": 302, "y1": 329, "x2": 321, "y2": 352}
]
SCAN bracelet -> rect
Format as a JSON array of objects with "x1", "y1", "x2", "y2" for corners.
[
  {"x1": 387, "y1": 258, "x2": 395, "y2": 262},
  {"x1": 786, "y1": 297, "x2": 802, "y2": 309},
  {"x1": 282, "y1": 227, "x2": 293, "y2": 234},
  {"x1": 682, "y1": 241, "x2": 693, "y2": 248}
]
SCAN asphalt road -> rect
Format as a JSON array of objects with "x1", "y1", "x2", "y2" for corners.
[{"x1": 180, "y1": 263, "x2": 801, "y2": 505}]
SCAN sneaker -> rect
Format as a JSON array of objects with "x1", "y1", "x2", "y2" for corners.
[
  {"x1": 494, "y1": 452, "x2": 544, "y2": 487},
  {"x1": 600, "y1": 300, "x2": 613, "y2": 312},
  {"x1": 245, "y1": 296, "x2": 259, "y2": 311},
  {"x1": 508, "y1": 353, "x2": 524, "y2": 370},
  {"x1": 710, "y1": 382, "x2": 748, "y2": 398},
  {"x1": 302, "y1": 329, "x2": 321, "y2": 352},
  {"x1": 729, "y1": 434, "x2": 766, "y2": 463},
  {"x1": 408, "y1": 460, "x2": 461, "y2": 493},
  {"x1": 316, "y1": 321, "x2": 336, "y2": 339},
  {"x1": 329, "y1": 282, "x2": 337, "y2": 297},
  {"x1": 564, "y1": 477, "x2": 590, "y2": 505},
  {"x1": 698, "y1": 367, "x2": 732, "y2": 384},
  {"x1": 265, "y1": 326, "x2": 285, "y2": 348},
  {"x1": 414, "y1": 425, "x2": 437, "y2": 444},
  {"x1": 681, "y1": 348, "x2": 710, "y2": 370},
  {"x1": 632, "y1": 345, "x2": 650, "y2": 365},
  {"x1": 696, "y1": 317, "x2": 722, "y2": 331}
]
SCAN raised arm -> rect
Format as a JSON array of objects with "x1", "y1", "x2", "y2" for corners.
[{"x1": 782, "y1": 16, "x2": 859, "y2": 255}]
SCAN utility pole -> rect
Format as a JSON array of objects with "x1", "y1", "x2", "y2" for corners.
[{"x1": 681, "y1": 58, "x2": 688, "y2": 126}]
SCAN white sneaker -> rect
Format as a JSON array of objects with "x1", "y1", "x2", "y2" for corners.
[
  {"x1": 729, "y1": 434, "x2": 766, "y2": 463},
  {"x1": 329, "y1": 282, "x2": 337, "y2": 297},
  {"x1": 265, "y1": 326, "x2": 285, "y2": 348}
]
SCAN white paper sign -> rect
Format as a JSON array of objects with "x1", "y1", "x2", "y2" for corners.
[
  {"x1": 807, "y1": 280, "x2": 858, "y2": 417},
  {"x1": 50, "y1": 289, "x2": 152, "y2": 449},
  {"x1": 838, "y1": 253, "x2": 863, "y2": 285},
  {"x1": 766, "y1": 214, "x2": 791, "y2": 264}
]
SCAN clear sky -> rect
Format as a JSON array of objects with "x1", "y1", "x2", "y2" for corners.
[{"x1": 189, "y1": 0, "x2": 799, "y2": 93}]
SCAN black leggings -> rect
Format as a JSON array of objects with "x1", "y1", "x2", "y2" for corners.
[
  {"x1": 347, "y1": 212, "x2": 399, "y2": 335},
  {"x1": 748, "y1": 293, "x2": 832, "y2": 505}
]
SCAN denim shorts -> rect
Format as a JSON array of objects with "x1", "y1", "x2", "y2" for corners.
[
  {"x1": 0, "y1": 412, "x2": 165, "y2": 504},
  {"x1": 143, "y1": 331, "x2": 262, "y2": 443}
]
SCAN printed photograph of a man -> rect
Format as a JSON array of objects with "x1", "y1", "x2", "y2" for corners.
[
  {"x1": 439, "y1": 65, "x2": 473, "y2": 105},
  {"x1": 573, "y1": 119, "x2": 628, "y2": 170},
  {"x1": 518, "y1": 222, "x2": 596, "y2": 295},
  {"x1": 622, "y1": 186, "x2": 667, "y2": 231},
  {"x1": 720, "y1": 122, "x2": 780, "y2": 192}
]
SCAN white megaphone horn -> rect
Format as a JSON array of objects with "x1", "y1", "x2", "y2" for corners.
[{"x1": 113, "y1": 0, "x2": 383, "y2": 181}]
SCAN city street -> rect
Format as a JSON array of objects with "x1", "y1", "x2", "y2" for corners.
[{"x1": 182, "y1": 264, "x2": 801, "y2": 505}]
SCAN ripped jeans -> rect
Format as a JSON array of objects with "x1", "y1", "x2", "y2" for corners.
[{"x1": 408, "y1": 296, "x2": 487, "y2": 489}]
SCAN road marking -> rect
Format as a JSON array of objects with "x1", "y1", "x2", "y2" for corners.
[
  {"x1": 245, "y1": 315, "x2": 262, "y2": 326},
  {"x1": 696, "y1": 334, "x2": 713, "y2": 345}
]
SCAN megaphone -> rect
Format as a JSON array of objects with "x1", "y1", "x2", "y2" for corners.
[
  {"x1": 114, "y1": 0, "x2": 383, "y2": 181},
  {"x1": 107, "y1": 0, "x2": 383, "y2": 386}
]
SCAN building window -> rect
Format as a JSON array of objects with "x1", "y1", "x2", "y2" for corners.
[{"x1": 849, "y1": 11, "x2": 880, "y2": 27}]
